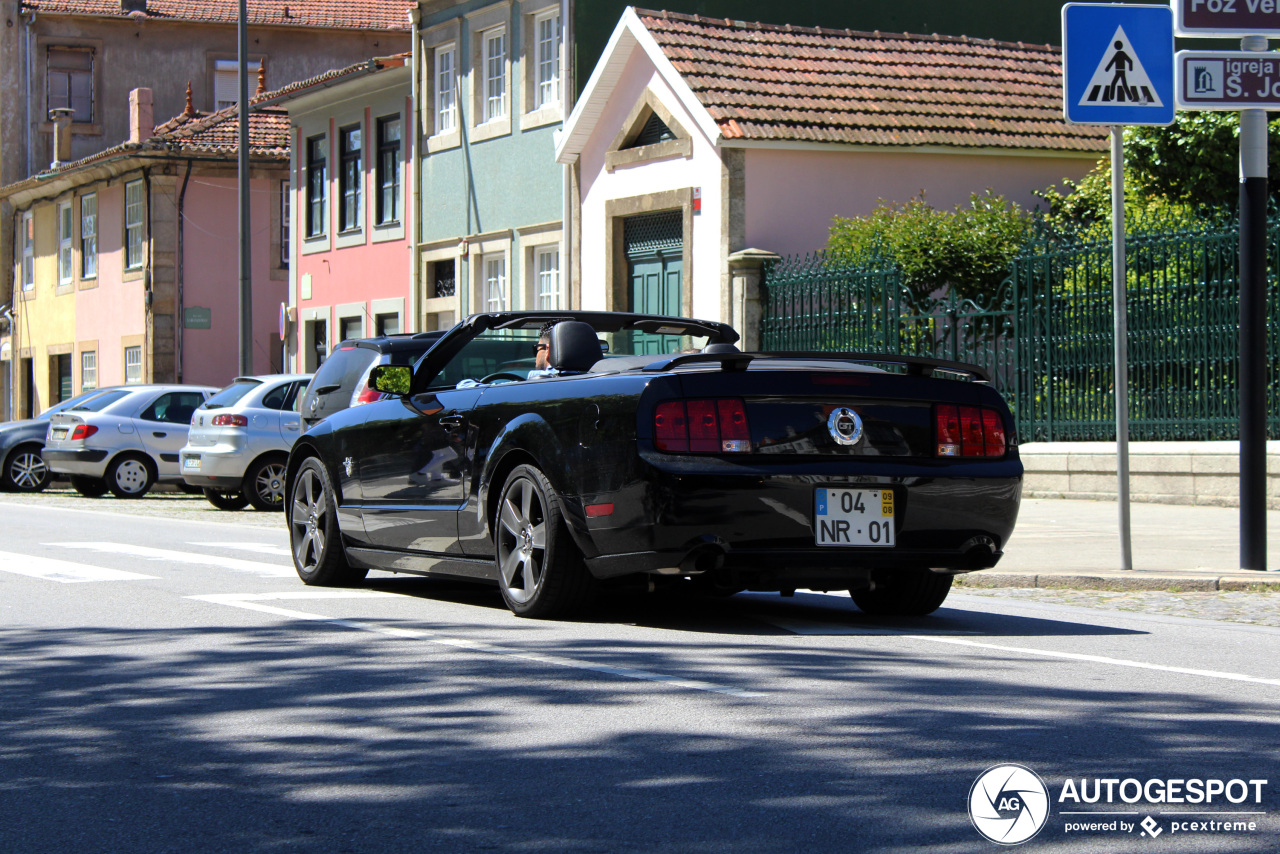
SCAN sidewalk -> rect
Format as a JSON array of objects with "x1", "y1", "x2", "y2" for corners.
[{"x1": 960, "y1": 498, "x2": 1280, "y2": 592}]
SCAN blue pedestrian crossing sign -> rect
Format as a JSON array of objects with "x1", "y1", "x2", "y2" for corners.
[{"x1": 1063, "y1": 3, "x2": 1175, "y2": 126}]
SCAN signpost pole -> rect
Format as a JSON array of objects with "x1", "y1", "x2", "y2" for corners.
[
  {"x1": 237, "y1": 0, "x2": 252, "y2": 377},
  {"x1": 1111, "y1": 125, "x2": 1133, "y2": 572},
  {"x1": 1238, "y1": 36, "x2": 1268, "y2": 571}
]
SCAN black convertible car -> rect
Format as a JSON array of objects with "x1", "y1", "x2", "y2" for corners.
[{"x1": 285, "y1": 311, "x2": 1021, "y2": 619}]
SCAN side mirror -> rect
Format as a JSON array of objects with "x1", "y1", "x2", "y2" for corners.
[{"x1": 368, "y1": 365, "x2": 412, "y2": 396}]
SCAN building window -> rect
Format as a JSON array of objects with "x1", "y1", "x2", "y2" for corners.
[
  {"x1": 47, "y1": 46, "x2": 93, "y2": 123},
  {"x1": 484, "y1": 255, "x2": 506, "y2": 312},
  {"x1": 339, "y1": 124, "x2": 362, "y2": 232},
  {"x1": 124, "y1": 179, "x2": 144, "y2": 269},
  {"x1": 213, "y1": 59, "x2": 239, "y2": 110},
  {"x1": 534, "y1": 10, "x2": 561, "y2": 110},
  {"x1": 57, "y1": 202, "x2": 73, "y2": 287},
  {"x1": 339, "y1": 316, "x2": 362, "y2": 342},
  {"x1": 483, "y1": 27, "x2": 507, "y2": 122},
  {"x1": 20, "y1": 212, "x2": 33, "y2": 291},
  {"x1": 80, "y1": 193, "x2": 97, "y2": 279},
  {"x1": 375, "y1": 313, "x2": 400, "y2": 336},
  {"x1": 81, "y1": 350, "x2": 97, "y2": 391},
  {"x1": 124, "y1": 345, "x2": 142, "y2": 383},
  {"x1": 280, "y1": 180, "x2": 289, "y2": 266},
  {"x1": 535, "y1": 246, "x2": 560, "y2": 309},
  {"x1": 306, "y1": 135, "x2": 326, "y2": 238},
  {"x1": 375, "y1": 115, "x2": 401, "y2": 225},
  {"x1": 432, "y1": 259, "x2": 456, "y2": 298},
  {"x1": 435, "y1": 45, "x2": 457, "y2": 133}
]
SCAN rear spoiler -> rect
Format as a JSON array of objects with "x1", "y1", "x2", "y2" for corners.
[{"x1": 642, "y1": 351, "x2": 991, "y2": 383}]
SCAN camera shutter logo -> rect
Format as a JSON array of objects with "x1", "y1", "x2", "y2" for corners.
[
  {"x1": 827, "y1": 407, "x2": 863, "y2": 446},
  {"x1": 968, "y1": 764, "x2": 1050, "y2": 845}
]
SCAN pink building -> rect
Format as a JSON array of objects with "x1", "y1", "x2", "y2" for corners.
[{"x1": 555, "y1": 9, "x2": 1110, "y2": 333}]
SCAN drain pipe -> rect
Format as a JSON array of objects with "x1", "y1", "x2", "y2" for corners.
[{"x1": 175, "y1": 159, "x2": 193, "y2": 382}]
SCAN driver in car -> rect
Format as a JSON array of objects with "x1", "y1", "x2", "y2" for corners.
[{"x1": 527, "y1": 322, "x2": 559, "y2": 379}]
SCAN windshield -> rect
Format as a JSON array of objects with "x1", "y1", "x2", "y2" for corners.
[
  {"x1": 40, "y1": 388, "x2": 111, "y2": 418},
  {"x1": 201, "y1": 380, "x2": 261, "y2": 410},
  {"x1": 70, "y1": 390, "x2": 132, "y2": 412}
]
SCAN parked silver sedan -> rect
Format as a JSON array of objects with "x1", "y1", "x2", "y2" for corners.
[
  {"x1": 180, "y1": 374, "x2": 311, "y2": 511},
  {"x1": 44, "y1": 384, "x2": 218, "y2": 498}
]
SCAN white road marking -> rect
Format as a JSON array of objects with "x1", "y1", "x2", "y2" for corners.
[
  {"x1": 0, "y1": 551, "x2": 158, "y2": 583},
  {"x1": 764, "y1": 615, "x2": 982, "y2": 636},
  {"x1": 53, "y1": 542, "x2": 295, "y2": 578},
  {"x1": 189, "y1": 592, "x2": 764, "y2": 699},
  {"x1": 188, "y1": 541, "x2": 292, "y2": 557}
]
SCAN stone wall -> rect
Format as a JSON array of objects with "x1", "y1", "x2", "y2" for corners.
[{"x1": 1020, "y1": 442, "x2": 1280, "y2": 509}]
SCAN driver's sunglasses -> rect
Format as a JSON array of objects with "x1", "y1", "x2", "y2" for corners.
[{"x1": 532, "y1": 343, "x2": 548, "y2": 356}]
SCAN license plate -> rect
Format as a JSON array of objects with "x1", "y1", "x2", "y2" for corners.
[
  {"x1": 183, "y1": 456, "x2": 201, "y2": 471},
  {"x1": 814, "y1": 488, "x2": 895, "y2": 547},
  {"x1": 52, "y1": 428, "x2": 68, "y2": 440}
]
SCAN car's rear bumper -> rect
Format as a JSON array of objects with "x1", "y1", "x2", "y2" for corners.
[
  {"x1": 180, "y1": 447, "x2": 248, "y2": 486},
  {"x1": 43, "y1": 448, "x2": 109, "y2": 477}
]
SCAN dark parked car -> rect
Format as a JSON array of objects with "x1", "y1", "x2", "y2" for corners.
[
  {"x1": 285, "y1": 311, "x2": 1022, "y2": 620},
  {"x1": 0, "y1": 387, "x2": 120, "y2": 492},
  {"x1": 299, "y1": 332, "x2": 444, "y2": 430}
]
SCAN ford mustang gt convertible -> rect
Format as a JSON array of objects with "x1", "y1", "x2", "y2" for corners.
[{"x1": 285, "y1": 311, "x2": 1022, "y2": 619}]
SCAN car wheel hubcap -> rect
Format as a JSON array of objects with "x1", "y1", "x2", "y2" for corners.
[
  {"x1": 255, "y1": 463, "x2": 287, "y2": 506},
  {"x1": 116, "y1": 460, "x2": 148, "y2": 492},
  {"x1": 291, "y1": 469, "x2": 327, "y2": 572},
  {"x1": 497, "y1": 476, "x2": 546, "y2": 605},
  {"x1": 10, "y1": 453, "x2": 47, "y2": 489}
]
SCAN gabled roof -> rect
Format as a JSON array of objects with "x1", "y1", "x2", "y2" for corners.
[
  {"x1": 558, "y1": 7, "x2": 1107, "y2": 162},
  {"x1": 20, "y1": 0, "x2": 413, "y2": 31}
]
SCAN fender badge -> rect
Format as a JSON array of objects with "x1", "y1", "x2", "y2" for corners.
[
  {"x1": 827, "y1": 407, "x2": 863, "y2": 446},
  {"x1": 342, "y1": 457, "x2": 354, "y2": 477}
]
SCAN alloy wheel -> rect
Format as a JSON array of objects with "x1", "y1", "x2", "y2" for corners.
[
  {"x1": 9, "y1": 452, "x2": 48, "y2": 491},
  {"x1": 290, "y1": 468, "x2": 327, "y2": 573},
  {"x1": 253, "y1": 462, "x2": 287, "y2": 508},
  {"x1": 496, "y1": 475, "x2": 547, "y2": 605}
]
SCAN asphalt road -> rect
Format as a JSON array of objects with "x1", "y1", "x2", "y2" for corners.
[{"x1": 1, "y1": 498, "x2": 1278, "y2": 853}]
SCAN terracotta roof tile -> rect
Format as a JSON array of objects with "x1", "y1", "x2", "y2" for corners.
[
  {"x1": 20, "y1": 0, "x2": 412, "y2": 30},
  {"x1": 635, "y1": 9, "x2": 1107, "y2": 152}
]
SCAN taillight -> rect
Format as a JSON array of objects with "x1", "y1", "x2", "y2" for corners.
[
  {"x1": 654, "y1": 399, "x2": 751, "y2": 454},
  {"x1": 211, "y1": 414, "x2": 248, "y2": 427},
  {"x1": 935, "y1": 404, "x2": 1006, "y2": 458},
  {"x1": 351, "y1": 383, "x2": 383, "y2": 407},
  {"x1": 69, "y1": 424, "x2": 98, "y2": 441}
]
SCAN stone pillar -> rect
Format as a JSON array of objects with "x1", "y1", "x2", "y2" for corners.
[{"x1": 727, "y1": 248, "x2": 778, "y2": 352}]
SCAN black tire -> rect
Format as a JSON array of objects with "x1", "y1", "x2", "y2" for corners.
[
  {"x1": 179, "y1": 483, "x2": 203, "y2": 495},
  {"x1": 244, "y1": 454, "x2": 289, "y2": 512},
  {"x1": 70, "y1": 476, "x2": 108, "y2": 498},
  {"x1": 2, "y1": 444, "x2": 51, "y2": 493},
  {"x1": 850, "y1": 569, "x2": 953, "y2": 616},
  {"x1": 106, "y1": 453, "x2": 155, "y2": 499},
  {"x1": 494, "y1": 464, "x2": 595, "y2": 619},
  {"x1": 288, "y1": 457, "x2": 367, "y2": 586},
  {"x1": 204, "y1": 488, "x2": 249, "y2": 511}
]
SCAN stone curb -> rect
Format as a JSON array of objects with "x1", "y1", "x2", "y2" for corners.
[{"x1": 955, "y1": 573, "x2": 1280, "y2": 593}]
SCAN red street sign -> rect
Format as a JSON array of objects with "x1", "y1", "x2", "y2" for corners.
[
  {"x1": 1176, "y1": 50, "x2": 1280, "y2": 107},
  {"x1": 1174, "y1": 0, "x2": 1280, "y2": 37}
]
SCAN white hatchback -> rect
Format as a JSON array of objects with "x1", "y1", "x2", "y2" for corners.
[
  {"x1": 44, "y1": 384, "x2": 218, "y2": 498},
  {"x1": 180, "y1": 374, "x2": 311, "y2": 511}
]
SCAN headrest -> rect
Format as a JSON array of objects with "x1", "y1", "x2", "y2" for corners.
[
  {"x1": 549, "y1": 321, "x2": 602, "y2": 373},
  {"x1": 702, "y1": 343, "x2": 741, "y2": 354}
]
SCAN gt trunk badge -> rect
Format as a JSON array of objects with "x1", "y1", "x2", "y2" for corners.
[{"x1": 827, "y1": 407, "x2": 863, "y2": 446}]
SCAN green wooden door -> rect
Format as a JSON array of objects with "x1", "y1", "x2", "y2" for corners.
[{"x1": 625, "y1": 211, "x2": 683, "y2": 354}]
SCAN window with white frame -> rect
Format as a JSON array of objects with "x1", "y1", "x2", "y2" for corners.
[
  {"x1": 535, "y1": 246, "x2": 560, "y2": 309},
  {"x1": 81, "y1": 350, "x2": 97, "y2": 391},
  {"x1": 20, "y1": 212, "x2": 33, "y2": 291},
  {"x1": 534, "y1": 9, "x2": 561, "y2": 110},
  {"x1": 213, "y1": 59, "x2": 239, "y2": 110},
  {"x1": 435, "y1": 45, "x2": 457, "y2": 133},
  {"x1": 80, "y1": 193, "x2": 97, "y2": 279},
  {"x1": 483, "y1": 27, "x2": 507, "y2": 122},
  {"x1": 124, "y1": 345, "x2": 142, "y2": 383},
  {"x1": 57, "y1": 202, "x2": 73, "y2": 287},
  {"x1": 124, "y1": 180, "x2": 144, "y2": 269},
  {"x1": 484, "y1": 255, "x2": 506, "y2": 312}
]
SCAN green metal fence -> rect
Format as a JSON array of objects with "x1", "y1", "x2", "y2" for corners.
[{"x1": 760, "y1": 216, "x2": 1280, "y2": 442}]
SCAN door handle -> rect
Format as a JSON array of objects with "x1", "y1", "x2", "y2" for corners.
[
  {"x1": 438, "y1": 415, "x2": 465, "y2": 429},
  {"x1": 152, "y1": 431, "x2": 167, "y2": 437},
  {"x1": 283, "y1": 421, "x2": 300, "y2": 429}
]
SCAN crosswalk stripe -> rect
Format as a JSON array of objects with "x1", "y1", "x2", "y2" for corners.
[
  {"x1": 52, "y1": 542, "x2": 296, "y2": 578},
  {"x1": 188, "y1": 542, "x2": 292, "y2": 557},
  {"x1": 0, "y1": 551, "x2": 158, "y2": 583}
]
